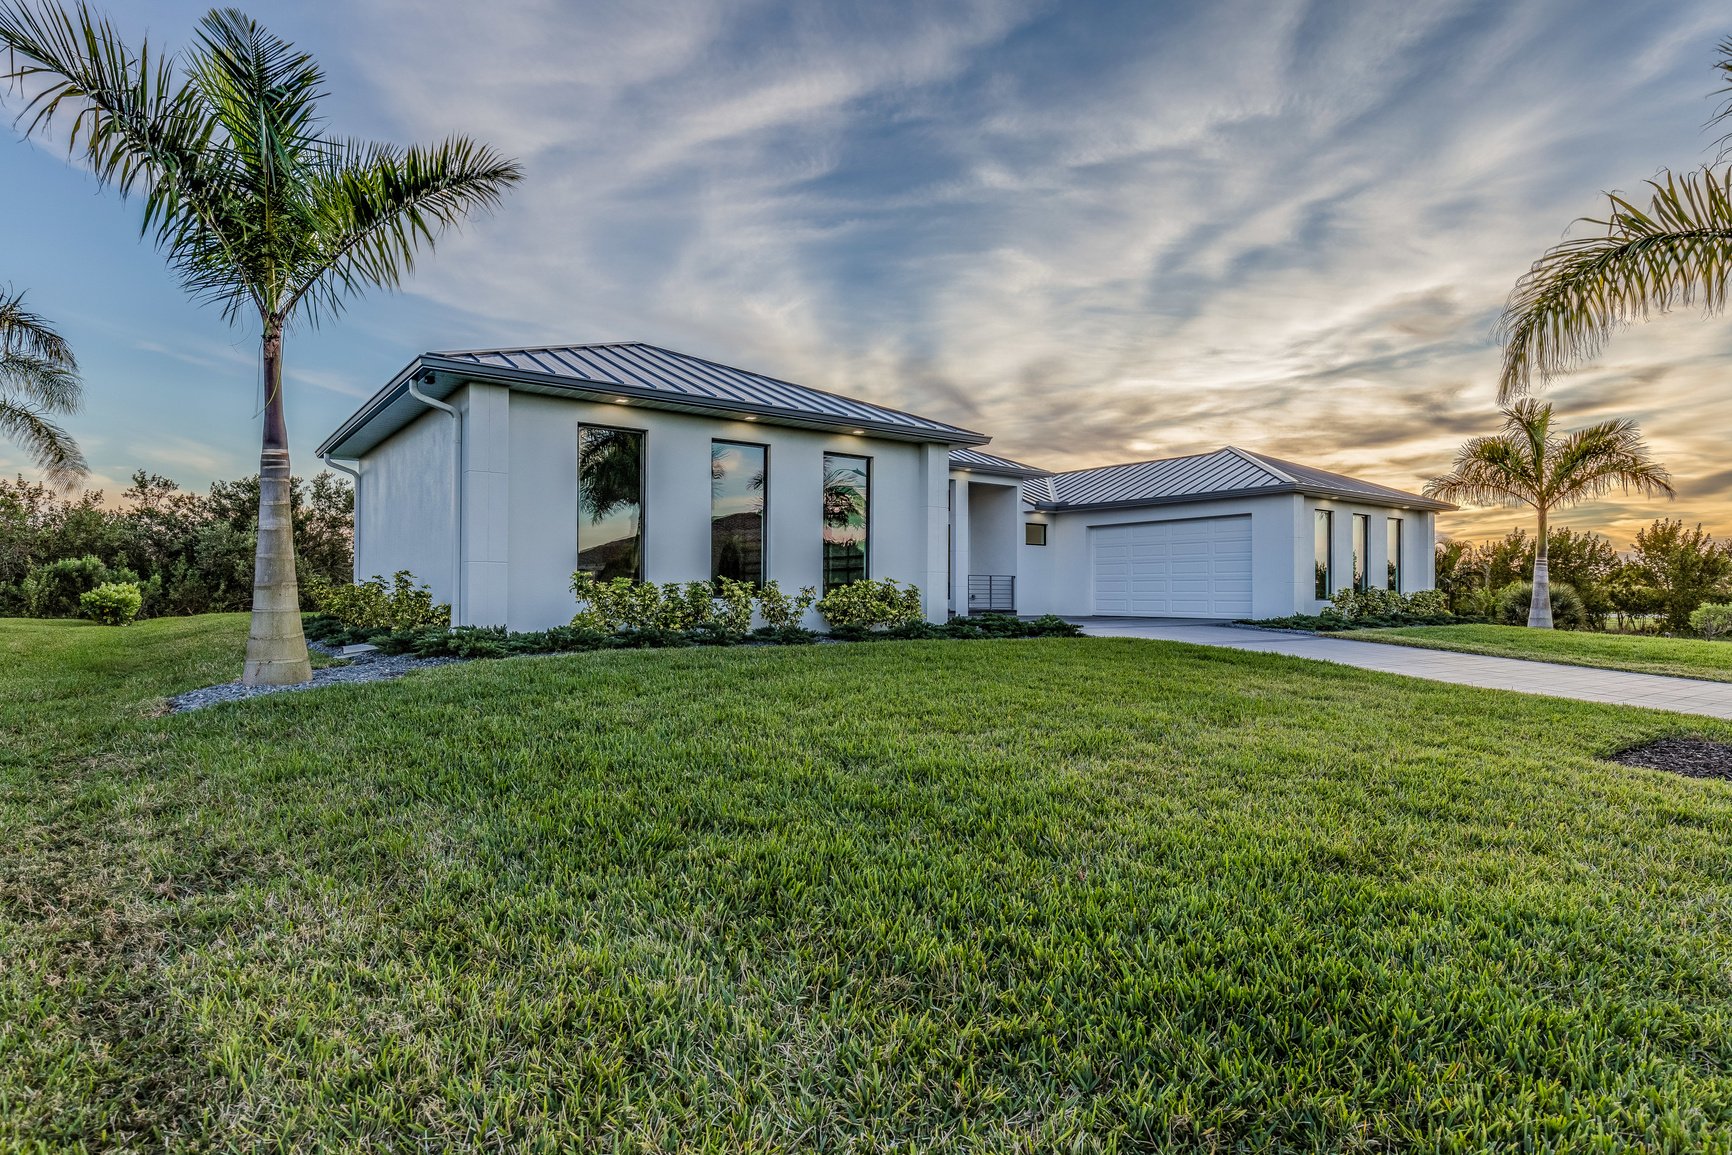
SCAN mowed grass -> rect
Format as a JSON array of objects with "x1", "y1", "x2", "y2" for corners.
[
  {"x1": 1340, "y1": 623, "x2": 1732, "y2": 683},
  {"x1": 3, "y1": 618, "x2": 1732, "y2": 1152}
]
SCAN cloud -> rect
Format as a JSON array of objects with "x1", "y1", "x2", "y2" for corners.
[{"x1": 6, "y1": 0, "x2": 1732, "y2": 553}]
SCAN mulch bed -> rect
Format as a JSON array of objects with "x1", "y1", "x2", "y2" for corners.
[{"x1": 1608, "y1": 738, "x2": 1732, "y2": 782}]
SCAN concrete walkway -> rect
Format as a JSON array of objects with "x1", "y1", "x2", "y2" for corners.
[{"x1": 1072, "y1": 618, "x2": 1732, "y2": 719}]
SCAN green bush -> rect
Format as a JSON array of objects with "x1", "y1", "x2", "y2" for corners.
[
  {"x1": 78, "y1": 580, "x2": 143, "y2": 626},
  {"x1": 815, "y1": 579, "x2": 925, "y2": 630},
  {"x1": 21, "y1": 555, "x2": 131, "y2": 618},
  {"x1": 712, "y1": 577, "x2": 756, "y2": 636},
  {"x1": 1255, "y1": 587, "x2": 1463, "y2": 632},
  {"x1": 1495, "y1": 580, "x2": 1589, "y2": 629},
  {"x1": 308, "y1": 571, "x2": 449, "y2": 631},
  {"x1": 1690, "y1": 602, "x2": 1732, "y2": 639},
  {"x1": 1329, "y1": 587, "x2": 1406, "y2": 620},
  {"x1": 754, "y1": 580, "x2": 817, "y2": 631}
]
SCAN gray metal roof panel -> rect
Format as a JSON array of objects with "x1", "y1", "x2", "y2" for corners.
[
  {"x1": 1032, "y1": 446, "x2": 1453, "y2": 512},
  {"x1": 1238, "y1": 450, "x2": 1455, "y2": 511},
  {"x1": 319, "y1": 342, "x2": 990, "y2": 457},
  {"x1": 949, "y1": 447, "x2": 1052, "y2": 477}
]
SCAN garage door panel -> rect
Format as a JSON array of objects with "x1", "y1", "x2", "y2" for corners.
[{"x1": 1091, "y1": 516, "x2": 1252, "y2": 618}]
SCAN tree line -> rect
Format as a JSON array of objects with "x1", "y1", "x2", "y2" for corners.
[
  {"x1": 1434, "y1": 520, "x2": 1731, "y2": 633},
  {"x1": 0, "y1": 471, "x2": 352, "y2": 619}
]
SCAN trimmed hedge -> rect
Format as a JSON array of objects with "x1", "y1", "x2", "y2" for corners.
[{"x1": 303, "y1": 611, "x2": 1082, "y2": 660}]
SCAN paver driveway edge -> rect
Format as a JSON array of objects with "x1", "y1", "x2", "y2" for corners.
[{"x1": 1069, "y1": 619, "x2": 1732, "y2": 720}]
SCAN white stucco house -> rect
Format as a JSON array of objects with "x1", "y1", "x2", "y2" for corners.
[{"x1": 317, "y1": 343, "x2": 1453, "y2": 630}]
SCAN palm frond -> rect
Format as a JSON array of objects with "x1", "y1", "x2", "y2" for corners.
[
  {"x1": 285, "y1": 136, "x2": 522, "y2": 324},
  {"x1": 1427, "y1": 400, "x2": 1671, "y2": 520},
  {"x1": 0, "y1": 396, "x2": 84, "y2": 482},
  {"x1": 0, "y1": 287, "x2": 75, "y2": 367},
  {"x1": 1546, "y1": 418, "x2": 1675, "y2": 504},
  {"x1": 0, "y1": 1, "x2": 246, "y2": 307},
  {"x1": 1496, "y1": 168, "x2": 1732, "y2": 399}
]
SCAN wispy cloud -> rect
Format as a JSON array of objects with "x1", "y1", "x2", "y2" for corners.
[{"x1": 4, "y1": 0, "x2": 1730, "y2": 548}]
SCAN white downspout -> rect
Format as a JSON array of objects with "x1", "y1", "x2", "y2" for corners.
[
  {"x1": 408, "y1": 375, "x2": 462, "y2": 626},
  {"x1": 320, "y1": 456, "x2": 363, "y2": 581}
]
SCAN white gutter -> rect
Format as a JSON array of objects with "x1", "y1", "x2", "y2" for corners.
[
  {"x1": 407, "y1": 376, "x2": 462, "y2": 626},
  {"x1": 319, "y1": 456, "x2": 363, "y2": 581}
]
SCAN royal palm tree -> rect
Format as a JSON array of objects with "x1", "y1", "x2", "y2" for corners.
[
  {"x1": 1425, "y1": 400, "x2": 1674, "y2": 627},
  {"x1": 0, "y1": 288, "x2": 84, "y2": 483},
  {"x1": 1498, "y1": 39, "x2": 1732, "y2": 398},
  {"x1": 0, "y1": 4, "x2": 521, "y2": 684}
]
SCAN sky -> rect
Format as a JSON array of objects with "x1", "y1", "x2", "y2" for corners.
[{"x1": 2, "y1": 0, "x2": 1730, "y2": 546}]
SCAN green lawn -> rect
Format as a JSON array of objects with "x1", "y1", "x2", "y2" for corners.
[
  {"x1": 1338, "y1": 623, "x2": 1732, "y2": 683},
  {"x1": 4, "y1": 616, "x2": 1732, "y2": 1152}
]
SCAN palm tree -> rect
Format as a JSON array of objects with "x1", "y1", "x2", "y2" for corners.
[
  {"x1": 0, "y1": 4, "x2": 521, "y2": 684},
  {"x1": 1424, "y1": 401, "x2": 1674, "y2": 627},
  {"x1": 1497, "y1": 39, "x2": 1732, "y2": 398},
  {"x1": 0, "y1": 288, "x2": 84, "y2": 483}
]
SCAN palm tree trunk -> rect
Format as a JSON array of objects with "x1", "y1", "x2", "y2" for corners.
[
  {"x1": 242, "y1": 318, "x2": 313, "y2": 686},
  {"x1": 1528, "y1": 508, "x2": 1554, "y2": 629}
]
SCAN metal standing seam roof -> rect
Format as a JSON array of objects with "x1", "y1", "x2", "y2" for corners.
[
  {"x1": 948, "y1": 446, "x2": 1052, "y2": 478},
  {"x1": 1023, "y1": 446, "x2": 1453, "y2": 512},
  {"x1": 317, "y1": 342, "x2": 989, "y2": 458}
]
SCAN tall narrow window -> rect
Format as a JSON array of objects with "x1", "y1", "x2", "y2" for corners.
[
  {"x1": 822, "y1": 452, "x2": 869, "y2": 591},
  {"x1": 577, "y1": 426, "x2": 644, "y2": 581},
  {"x1": 1352, "y1": 514, "x2": 1370, "y2": 592},
  {"x1": 1386, "y1": 517, "x2": 1403, "y2": 592},
  {"x1": 1313, "y1": 510, "x2": 1332, "y2": 599},
  {"x1": 712, "y1": 440, "x2": 767, "y2": 586}
]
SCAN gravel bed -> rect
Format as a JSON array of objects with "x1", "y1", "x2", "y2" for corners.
[
  {"x1": 168, "y1": 644, "x2": 463, "y2": 712},
  {"x1": 1608, "y1": 737, "x2": 1732, "y2": 781}
]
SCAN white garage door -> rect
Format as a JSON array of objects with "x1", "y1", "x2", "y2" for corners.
[{"x1": 1092, "y1": 516, "x2": 1252, "y2": 617}]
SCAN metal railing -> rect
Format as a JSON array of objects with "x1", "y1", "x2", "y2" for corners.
[{"x1": 967, "y1": 574, "x2": 1015, "y2": 614}]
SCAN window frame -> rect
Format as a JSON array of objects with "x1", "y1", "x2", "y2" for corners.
[
  {"x1": 821, "y1": 451, "x2": 872, "y2": 592},
  {"x1": 1386, "y1": 517, "x2": 1403, "y2": 592},
  {"x1": 576, "y1": 423, "x2": 648, "y2": 583},
  {"x1": 1024, "y1": 522, "x2": 1048, "y2": 547},
  {"x1": 1352, "y1": 513, "x2": 1370, "y2": 593},
  {"x1": 710, "y1": 438, "x2": 769, "y2": 587},
  {"x1": 1313, "y1": 509, "x2": 1333, "y2": 599}
]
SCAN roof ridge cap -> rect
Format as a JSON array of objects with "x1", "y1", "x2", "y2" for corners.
[{"x1": 1225, "y1": 446, "x2": 1295, "y2": 484}]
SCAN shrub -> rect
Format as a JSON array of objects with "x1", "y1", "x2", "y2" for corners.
[
  {"x1": 1690, "y1": 602, "x2": 1732, "y2": 640},
  {"x1": 1330, "y1": 587, "x2": 1406, "y2": 621},
  {"x1": 712, "y1": 577, "x2": 756, "y2": 636},
  {"x1": 755, "y1": 580, "x2": 817, "y2": 631},
  {"x1": 658, "y1": 581, "x2": 719, "y2": 631},
  {"x1": 816, "y1": 579, "x2": 925, "y2": 630},
  {"x1": 79, "y1": 581, "x2": 143, "y2": 626},
  {"x1": 310, "y1": 571, "x2": 449, "y2": 631},
  {"x1": 21, "y1": 555, "x2": 133, "y2": 618},
  {"x1": 1402, "y1": 589, "x2": 1449, "y2": 617},
  {"x1": 1495, "y1": 580, "x2": 1589, "y2": 629}
]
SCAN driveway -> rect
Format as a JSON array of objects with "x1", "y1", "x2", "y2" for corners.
[{"x1": 1070, "y1": 618, "x2": 1732, "y2": 720}]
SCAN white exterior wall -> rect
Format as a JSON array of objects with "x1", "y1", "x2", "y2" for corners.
[
  {"x1": 1303, "y1": 497, "x2": 1438, "y2": 612},
  {"x1": 1017, "y1": 508, "x2": 1055, "y2": 614},
  {"x1": 1011, "y1": 493, "x2": 1438, "y2": 619},
  {"x1": 354, "y1": 406, "x2": 457, "y2": 608},
  {"x1": 502, "y1": 391, "x2": 946, "y2": 630},
  {"x1": 1028, "y1": 494, "x2": 1302, "y2": 619}
]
